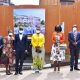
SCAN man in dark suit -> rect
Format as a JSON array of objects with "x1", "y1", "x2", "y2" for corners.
[
  {"x1": 0, "y1": 36, "x2": 3, "y2": 57},
  {"x1": 14, "y1": 27, "x2": 28, "y2": 75},
  {"x1": 68, "y1": 25, "x2": 80, "y2": 71}
]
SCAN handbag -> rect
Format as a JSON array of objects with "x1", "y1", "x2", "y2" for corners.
[
  {"x1": 59, "y1": 43, "x2": 67, "y2": 50},
  {"x1": 0, "y1": 54, "x2": 9, "y2": 64},
  {"x1": 35, "y1": 47, "x2": 42, "y2": 53}
]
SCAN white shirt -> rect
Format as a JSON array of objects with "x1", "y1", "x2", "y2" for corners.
[{"x1": 19, "y1": 34, "x2": 23, "y2": 40}]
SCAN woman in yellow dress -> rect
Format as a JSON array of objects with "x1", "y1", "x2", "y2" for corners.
[{"x1": 31, "y1": 27, "x2": 45, "y2": 73}]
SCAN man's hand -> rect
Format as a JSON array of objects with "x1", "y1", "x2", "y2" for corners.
[
  {"x1": 0, "y1": 45, "x2": 3, "y2": 49},
  {"x1": 73, "y1": 42, "x2": 77, "y2": 46},
  {"x1": 13, "y1": 50, "x2": 16, "y2": 52},
  {"x1": 25, "y1": 50, "x2": 28, "y2": 53},
  {"x1": 3, "y1": 51, "x2": 6, "y2": 54},
  {"x1": 25, "y1": 50, "x2": 28, "y2": 55}
]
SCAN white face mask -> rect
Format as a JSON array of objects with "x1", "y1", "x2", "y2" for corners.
[
  {"x1": 36, "y1": 30, "x2": 40, "y2": 34},
  {"x1": 73, "y1": 27, "x2": 77, "y2": 32},
  {"x1": 19, "y1": 30, "x2": 23, "y2": 34},
  {"x1": 9, "y1": 33, "x2": 13, "y2": 36}
]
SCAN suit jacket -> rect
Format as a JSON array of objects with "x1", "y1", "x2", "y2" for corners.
[
  {"x1": 0, "y1": 36, "x2": 3, "y2": 49},
  {"x1": 68, "y1": 32, "x2": 80, "y2": 49},
  {"x1": 14, "y1": 34, "x2": 28, "y2": 52}
]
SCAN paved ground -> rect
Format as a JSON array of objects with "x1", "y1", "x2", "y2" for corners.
[{"x1": 0, "y1": 65, "x2": 80, "y2": 80}]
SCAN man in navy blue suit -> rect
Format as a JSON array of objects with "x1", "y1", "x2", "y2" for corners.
[
  {"x1": 14, "y1": 27, "x2": 28, "y2": 75},
  {"x1": 0, "y1": 35, "x2": 3, "y2": 57},
  {"x1": 68, "y1": 25, "x2": 80, "y2": 71}
]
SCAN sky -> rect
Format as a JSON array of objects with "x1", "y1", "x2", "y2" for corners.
[
  {"x1": 14, "y1": 9, "x2": 45, "y2": 21},
  {"x1": 11, "y1": 0, "x2": 39, "y2": 5}
]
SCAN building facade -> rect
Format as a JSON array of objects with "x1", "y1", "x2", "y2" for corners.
[
  {"x1": 40, "y1": 0, "x2": 60, "y2": 5},
  {"x1": 0, "y1": 0, "x2": 10, "y2": 5},
  {"x1": 40, "y1": 0, "x2": 80, "y2": 5}
]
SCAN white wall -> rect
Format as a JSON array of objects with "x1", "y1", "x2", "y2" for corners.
[{"x1": 11, "y1": 0, "x2": 39, "y2": 5}]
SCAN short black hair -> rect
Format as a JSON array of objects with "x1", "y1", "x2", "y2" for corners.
[
  {"x1": 14, "y1": 24, "x2": 17, "y2": 27},
  {"x1": 72, "y1": 25, "x2": 77, "y2": 28},
  {"x1": 55, "y1": 25, "x2": 62, "y2": 32},
  {"x1": 8, "y1": 30, "x2": 12, "y2": 34},
  {"x1": 19, "y1": 27, "x2": 23, "y2": 31}
]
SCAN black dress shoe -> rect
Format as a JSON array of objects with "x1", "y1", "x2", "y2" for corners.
[
  {"x1": 9, "y1": 72, "x2": 13, "y2": 75},
  {"x1": 35, "y1": 70, "x2": 39, "y2": 73},
  {"x1": 6, "y1": 73, "x2": 11, "y2": 75},
  {"x1": 14, "y1": 72, "x2": 18, "y2": 75},
  {"x1": 74, "y1": 68, "x2": 80, "y2": 70},
  {"x1": 19, "y1": 72, "x2": 23, "y2": 75},
  {"x1": 70, "y1": 68, "x2": 73, "y2": 71}
]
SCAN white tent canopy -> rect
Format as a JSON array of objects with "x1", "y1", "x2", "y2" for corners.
[{"x1": 11, "y1": 0, "x2": 39, "y2": 5}]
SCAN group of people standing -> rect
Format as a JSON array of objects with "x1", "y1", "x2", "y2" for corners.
[
  {"x1": 50, "y1": 24, "x2": 80, "y2": 72},
  {"x1": 0, "y1": 26, "x2": 45, "y2": 75},
  {"x1": 0, "y1": 24, "x2": 80, "y2": 75}
]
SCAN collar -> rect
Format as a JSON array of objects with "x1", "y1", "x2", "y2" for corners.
[{"x1": 19, "y1": 33, "x2": 23, "y2": 35}]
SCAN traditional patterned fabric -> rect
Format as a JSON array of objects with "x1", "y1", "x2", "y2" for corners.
[
  {"x1": 50, "y1": 44, "x2": 65, "y2": 61},
  {"x1": 51, "y1": 32, "x2": 65, "y2": 62},
  {"x1": 3, "y1": 36, "x2": 15, "y2": 65},
  {"x1": 32, "y1": 47, "x2": 45, "y2": 70}
]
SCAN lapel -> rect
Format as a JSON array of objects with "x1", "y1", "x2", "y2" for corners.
[
  {"x1": 0, "y1": 36, "x2": 2, "y2": 40},
  {"x1": 76, "y1": 32, "x2": 78, "y2": 40},
  {"x1": 0, "y1": 37, "x2": 1, "y2": 40},
  {"x1": 0, "y1": 37, "x2": 1, "y2": 43},
  {"x1": 71, "y1": 32, "x2": 74, "y2": 40}
]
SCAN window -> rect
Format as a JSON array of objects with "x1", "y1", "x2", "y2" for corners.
[
  {"x1": 4, "y1": 0, "x2": 10, "y2": 3},
  {"x1": 60, "y1": 0, "x2": 75, "y2": 2},
  {"x1": 60, "y1": 0, "x2": 75, "y2": 5}
]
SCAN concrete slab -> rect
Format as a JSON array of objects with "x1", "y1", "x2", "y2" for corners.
[{"x1": 0, "y1": 65, "x2": 80, "y2": 80}]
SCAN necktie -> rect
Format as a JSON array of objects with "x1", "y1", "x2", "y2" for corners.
[{"x1": 74, "y1": 32, "x2": 76, "y2": 41}]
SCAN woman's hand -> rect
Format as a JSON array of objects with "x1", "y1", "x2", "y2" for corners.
[{"x1": 3, "y1": 51, "x2": 6, "y2": 54}]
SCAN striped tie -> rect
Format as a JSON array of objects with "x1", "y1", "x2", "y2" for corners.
[{"x1": 74, "y1": 32, "x2": 76, "y2": 41}]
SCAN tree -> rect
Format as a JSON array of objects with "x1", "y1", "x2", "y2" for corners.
[{"x1": 40, "y1": 20, "x2": 45, "y2": 25}]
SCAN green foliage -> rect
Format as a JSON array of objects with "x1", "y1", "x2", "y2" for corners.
[
  {"x1": 40, "y1": 20, "x2": 45, "y2": 25},
  {"x1": 14, "y1": 16, "x2": 17, "y2": 21}
]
